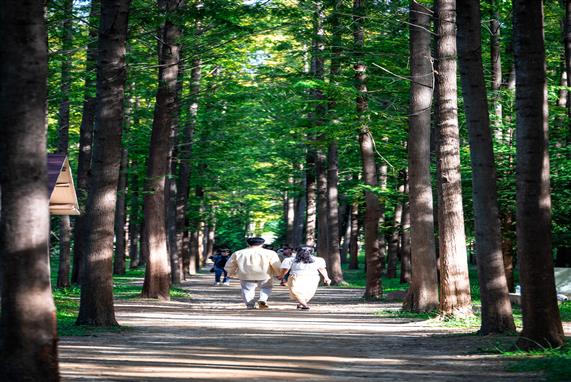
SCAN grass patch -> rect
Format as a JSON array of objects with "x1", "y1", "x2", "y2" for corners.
[
  {"x1": 53, "y1": 263, "x2": 190, "y2": 336},
  {"x1": 504, "y1": 343, "x2": 571, "y2": 382}
]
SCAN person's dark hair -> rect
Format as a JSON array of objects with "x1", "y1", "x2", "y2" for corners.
[
  {"x1": 246, "y1": 237, "x2": 265, "y2": 246},
  {"x1": 294, "y1": 246, "x2": 315, "y2": 264}
]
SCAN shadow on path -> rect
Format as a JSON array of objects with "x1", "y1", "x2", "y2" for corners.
[{"x1": 60, "y1": 272, "x2": 541, "y2": 381}]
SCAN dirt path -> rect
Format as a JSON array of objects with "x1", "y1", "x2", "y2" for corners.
[{"x1": 60, "y1": 272, "x2": 543, "y2": 381}]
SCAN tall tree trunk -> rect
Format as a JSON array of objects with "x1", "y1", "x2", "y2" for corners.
[
  {"x1": 513, "y1": 0, "x2": 565, "y2": 349},
  {"x1": 182, "y1": 226, "x2": 192, "y2": 277},
  {"x1": 435, "y1": 0, "x2": 472, "y2": 317},
  {"x1": 490, "y1": 0, "x2": 503, "y2": 141},
  {"x1": 325, "y1": 0, "x2": 344, "y2": 283},
  {"x1": 292, "y1": 166, "x2": 306, "y2": 247},
  {"x1": 72, "y1": 0, "x2": 100, "y2": 285},
  {"x1": 327, "y1": 141, "x2": 343, "y2": 283},
  {"x1": 377, "y1": 164, "x2": 388, "y2": 272},
  {"x1": 176, "y1": 56, "x2": 200, "y2": 277},
  {"x1": 142, "y1": 0, "x2": 184, "y2": 300},
  {"x1": 128, "y1": 162, "x2": 140, "y2": 268},
  {"x1": 566, "y1": 0, "x2": 571, "y2": 122},
  {"x1": 403, "y1": 1, "x2": 439, "y2": 313},
  {"x1": 113, "y1": 147, "x2": 128, "y2": 275},
  {"x1": 399, "y1": 180, "x2": 411, "y2": 284},
  {"x1": 457, "y1": 0, "x2": 514, "y2": 333},
  {"x1": 353, "y1": 0, "x2": 381, "y2": 299},
  {"x1": 386, "y1": 194, "x2": 402, "y2": 279},
  {"x1": 76, "y1": 0, "x2": 131, "y2": 326},
  {"x1": 316, "y1": 148, "x2": 329, "y2": 262},
  {"x1": 0, "y1": 1, "x2": 59, "y2": 378},
  {"x1": 339, "y1": 201, "x2": 350, "y2": 264},
  {"x1": 56, "y1": 0, "x2": 74, "y2": 289},
  {"x1": 285, "y1": 176, "x2": 295, "y2": 246},
  {"x1": 305, "y1": 150, "x2": 317, "y2": 246},
  {"x1": 348, "y1": 201, "x2": 360, "y2": 270}
]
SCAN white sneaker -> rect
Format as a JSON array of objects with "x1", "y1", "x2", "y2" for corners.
[
  {"x1": 213, "y1": 282, "x2": 221, "y2": 286},
  {"x1": 222, "y1": 281, "x2": 230, "y2": 286}
]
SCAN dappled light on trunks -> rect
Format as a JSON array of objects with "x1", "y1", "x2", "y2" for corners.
[
  {"x1": 457, "y1": 0, "x2": 514, "y2": 334},
  {"x1": 513, "y1": 0, "x2": 565, "y2": 350},
  {"x1": 0, "y1": 1, "x2": 58, "y2": 377},
  {"x1": 77, "y1": 0, "x2": 131, "y2": 327},
  {"x1": 403, "y1": 1, "x2": 439, "y2": 313},
  {"x1": 436, "y1": 0, "x2": 472, "y2": 317}
]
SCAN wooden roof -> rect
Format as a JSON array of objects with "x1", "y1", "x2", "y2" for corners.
[{"x1": 48, "y1": 154, "x2": 80, "y2": 215}]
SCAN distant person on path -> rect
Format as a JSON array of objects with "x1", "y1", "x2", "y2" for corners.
[
  {"x1": 209, "y1": 248, "x2": 231, "y2": 286},
  {"x1": 279, "y1": 246, "x2": 331, "y2": 310},
  {"x1": 278, "y1": 246, "x2": 294, "y2": 286},
  {"x1": 224, "y1": 237, "x2": 282, "y2": 309}
]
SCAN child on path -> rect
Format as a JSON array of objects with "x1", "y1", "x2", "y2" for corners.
[
  {"x1": 279, "y1": 246, "x2": 331, "y2": 310},
  {"x1": 210, "y1": 248, "x2": 231, "y2": 286}
]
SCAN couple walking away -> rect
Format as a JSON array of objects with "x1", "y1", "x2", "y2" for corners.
[{"x1": 224, "y1": 237, "x2": 331, "y2": 310}]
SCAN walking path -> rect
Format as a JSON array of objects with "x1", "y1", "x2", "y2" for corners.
[{"x1": 60, "y1": 272, "x2": 544, "y2": 381}]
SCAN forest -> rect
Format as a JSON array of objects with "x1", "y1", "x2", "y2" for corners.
[{"x1": 0, "y1": 0, "x2": 570, "y2": 380}]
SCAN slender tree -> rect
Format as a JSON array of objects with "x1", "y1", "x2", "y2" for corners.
[
  {"x1": 77, "y1": 0, "x2": 131, "y2": 326},
  {"x1": 0, "y1": 1, "x2": 59, "y2": 379},
  {"x1": 348, "y1": 200, "x2": 360, "y2": 270},
  {"x1": 142, "y1": 0, "x2": 184, "y2": 299},
  {"x1": 457, "y1": 0, "x2": 514, "y2": 334},
  {"x1": 56, "y1": 0, "x2": 74, "y2": 289},
  {"x1": 399, "y1": 180, "x2": 411, "y2": 284},
  {"x1": 72, "y1": 0, "x2": 100, "y2": 285},
  {"x1": 354, "y1": 0, "x2": 381, "y2": 299},
  {"x1": 176, "y1": 55, "x2": 201, "y2": 278},
  {"x1": 403, "y1": 1, "x2": 439, "y2": 312},
  {"x1": 435, "y1": 0, "x2": 472, "y2": 316},
  {"x1": 490, "y1": 0, "x2": 503, "y2": 140},
  {"x1": 113, "y1": 147, "x2": 128, "y2": 275},
  {"x1": 305, "y1": 150, "x2": 317, "y2": 246},
  {"x1": 513, "y1": 0, "x2": 565, "y2": 349},
  {"x1": 327, "y1": 141, "x2": 344, "y2": 284},
  {"x1": 128, "y1": 160, "x2": 141, "y2": 268}
]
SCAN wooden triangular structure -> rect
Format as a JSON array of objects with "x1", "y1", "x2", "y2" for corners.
[{"x1": 48, "y1": 154, "x2": 80, "y2": 215}]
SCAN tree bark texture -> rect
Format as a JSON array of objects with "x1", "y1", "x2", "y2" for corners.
[
  {"x1": 316, "y1": 148, "x2": 329, "y2": 262},
  {"x1": 128, "y1": 163, "x2": 140, "y2": 268},
  {"x1": 403, "y1": 1, "x2": 439, "y2": 313},
  {"x1": 292, "y1": 167, "x2": 306, "y2": 247},
  {"x1": 327, "y1": 141, "x2": 344, "y2": 284},
  {"x1": 399, "y1": 183, "x2": 411, "y2": 284},
  {"x1": 113, "y1": 147, "x2": 128, "y2": 275},
  {"x1": 565, "y1": 0, "x2": 571, "y2": 124},
  {"x1": 72, "y1": 0, "x2": 100, "y2": 285},
  {"x1": 305, "y1": 150, "x2": 317, "y2": 246},
  {"x1": 142, "y1": 0, "x2": 184, "y2": 300},
  {"x1": 76, "y1": 0, "x2": 131, "y2": 326},
  {"x1": 490, "y1": 0, "x2": 503, "y2": 140},
  {"x1": 513, "y1": 0, "x2": 565, "y2": 349},
  {"x1": 349, "y1": 201, "x2": 360, "y2": 270},
  {"x1": 285, "y1": 177, "x2": 295, "y2": 246},
  {"x1": 354, "y1": 0, "x2": 381, "y2": 299},
  {"x1": 435, "y1": 0, "x2": 472, "y2": 316},
  {"x1": 457, "y1": 0, "x2": 514, "y2": 333},
  {"x1": 55, "y1": 0, "x2": 74, "y2": 289},
  {"x1": 176, "y1": 56, "x2": 200, "y2": 276},
  {"x1": 386, "y1": 198, "x2": 402, "y2": 279},
  {"x1": 0, "y1": 1, "x2": 59, "y2": 378}
]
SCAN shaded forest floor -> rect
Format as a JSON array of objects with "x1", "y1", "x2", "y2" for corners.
[{"x1": 59, "y1": 271, "x2": 569, "y2": 381}]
